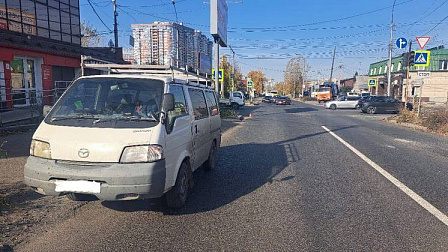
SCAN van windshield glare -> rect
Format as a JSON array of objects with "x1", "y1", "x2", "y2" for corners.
[{"x1": 46, "y1": 78, "x2": 164, "y2": 128}]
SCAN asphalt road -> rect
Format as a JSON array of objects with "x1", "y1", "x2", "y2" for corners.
[{"x1": 17, "y1": 101, "x2": 448, "y2": 251}]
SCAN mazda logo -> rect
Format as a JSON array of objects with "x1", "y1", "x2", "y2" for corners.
[{"x1": 78, "y1": 148, "x2": 90, "y2": 158}]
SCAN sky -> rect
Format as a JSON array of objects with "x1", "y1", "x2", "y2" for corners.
[{"x1": 79, "y1": 0, "x2": 448, "y2": 82}]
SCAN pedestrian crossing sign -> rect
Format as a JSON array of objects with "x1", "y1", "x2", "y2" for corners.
[
  {"x1": 414, "y1": 50, "x2": 431, "y2": 67},
  {"x1": 368, "y1": 79, "x2": 377, "y2": 87}
]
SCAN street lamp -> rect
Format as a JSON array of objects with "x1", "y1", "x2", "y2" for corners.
[{"x1": 387, "y1": 0, "x2": 397, "y2": 97}]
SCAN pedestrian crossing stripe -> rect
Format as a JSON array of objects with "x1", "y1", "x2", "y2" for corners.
[{"x1": 414, "y1": 50, "x2": 431, "y2": 67}]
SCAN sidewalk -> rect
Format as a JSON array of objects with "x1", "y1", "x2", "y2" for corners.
[{"x1": 0, "y1": 107, "x2": 42, "y2": 127}]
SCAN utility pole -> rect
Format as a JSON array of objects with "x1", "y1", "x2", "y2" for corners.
[
  {"x1": 403, "y1": 40, "x2": 412, "y2": 102},
  {"x1": 337, "y1": 63, "x2": 343, "y2": 87},
  {"x1": 329, "y1": 47, "x2": 336, "y2": 82},
  {"x1": 138, "y1": 29, "x2": 142, "y2": 64},
  {"x1": 214, "y1": 38, "x2": 220, "y2": 96},
  {"x1": 113, "y1": 0, "x2": 118, "y2": 48},
  {"x1": 387, "y1": 0, "x2": 397, "y2": 97},
  {"x1": 229, "y1": 45, "x2": 235, "y2": 92}
]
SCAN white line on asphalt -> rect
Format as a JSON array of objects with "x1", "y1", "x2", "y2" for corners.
[{"x1": 322, "y1": 125, "x2": 448, "y2": 227}]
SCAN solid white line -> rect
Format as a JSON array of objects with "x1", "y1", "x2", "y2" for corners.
[{"x1": 321, "y1": 125, "x2": 448, "y2": 227}]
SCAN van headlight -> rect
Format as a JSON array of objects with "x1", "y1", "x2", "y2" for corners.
[
  {"x1": 30, "y1": 140, "x2": 52, "y2": 159},
  {"x1": 120, "y1": 145, "x2": 163, "y2": 163}
]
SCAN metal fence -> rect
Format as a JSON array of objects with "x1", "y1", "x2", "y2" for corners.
[{"x1": 0, "y1": 81, "x2": 72, "y2": 127}]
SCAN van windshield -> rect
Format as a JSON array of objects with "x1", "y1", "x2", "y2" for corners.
[{"x1": 45, "y1": 77, "x2": 164, "y2": 128}]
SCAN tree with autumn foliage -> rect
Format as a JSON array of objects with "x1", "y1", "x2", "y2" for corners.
[
  {"x1": 219, "y1": 54, "x2": 243, "y2": 97},
  {"x1": 284, "y1": 56, "x2": 308, "y2": 97},
  {"x1": 247, "y1": 70, "x2": 266, "y2": 95}
]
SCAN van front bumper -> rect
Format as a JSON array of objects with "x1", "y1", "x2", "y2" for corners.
[{"x1": 24, "y1": 156, "x2": 166, "y2": 201}]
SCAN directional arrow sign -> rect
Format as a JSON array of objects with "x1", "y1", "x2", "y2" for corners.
[
  {"x1": 396, "y1": 38, "x2": 408, "y2": 49},
  {"x1": 416, "y1": 36, "x2": 431, "y2": 49}
]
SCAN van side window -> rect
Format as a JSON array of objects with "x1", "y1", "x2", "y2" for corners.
[
  {"x1": 205, "y1": 91, "x2": 219, "y2": 116},
  {"x1": 188, "y1": 88, "x2": 209, "y2": 120},
  {"x1": 167, "y1": 85, "x2": 188, "y2": 130}
]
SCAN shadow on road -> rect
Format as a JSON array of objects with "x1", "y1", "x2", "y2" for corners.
[{"x1": 102, "y1": 125, "x2": 356, "y2": 215}]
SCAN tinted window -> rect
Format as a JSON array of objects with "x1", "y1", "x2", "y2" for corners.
[
  {"x1": 205, "y1": 91, "x2": 219, "y2": 116},
  {"x1": 188, "y1": 88, "x2": 208, "y2": 120},
  {"x1": 233, "y1": 92, "x2": 242, "y2": 98}
]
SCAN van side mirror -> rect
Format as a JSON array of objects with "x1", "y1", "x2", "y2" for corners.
[
  {"x1": 162, "y1": 93, "x2": 175, "y2": 112},
  {"x1": 43, "y1": 105, "x2": 52, "y2": 116}
]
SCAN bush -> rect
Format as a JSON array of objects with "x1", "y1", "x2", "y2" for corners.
[
  {"x1": 396, "y1": 109, "x2": 418, "y2": 124},
  {"x1": 220, "y1": 109, "x2": 238, "y2": 118},
  {"x1": 421, "y1": 109, "x2": 448, "y2": 133}
]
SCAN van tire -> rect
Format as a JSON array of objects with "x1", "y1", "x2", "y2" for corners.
[
  {"x1": 166, "y1": 162, "x2": 190, "y2": 209},
  {"x1": 231, "y1": 103, "x2": 239, "y2": 110},
  {"x1": 203, "y1": 141, "x2": 217, "y2": 171},
  {"x1": 67, "y1": 193, "x2": 97, "y2": 201}
]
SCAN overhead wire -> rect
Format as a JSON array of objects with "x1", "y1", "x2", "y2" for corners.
[{"x1": 86, "y1": 0, "x2": 112, "y2": 31}]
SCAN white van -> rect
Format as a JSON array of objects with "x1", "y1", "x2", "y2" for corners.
[{"x1": 24, "y1": 72, "x2": 221, "y2": 208}]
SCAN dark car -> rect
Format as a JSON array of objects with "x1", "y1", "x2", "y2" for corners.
[
  {"x1": 275, "y1": 96, "x2": 291, "y2": 105},
  {"x1": 263, "y1": 96, "x2": 274, "y2": 103},
  {"x1": 361, "y1": 96, "x2": 404, "y2": 114},
  {"x1": 356, "y1": 95, "x2": 385, "y2": 109}
]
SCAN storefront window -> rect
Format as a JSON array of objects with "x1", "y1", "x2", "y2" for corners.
[{"x1": 0, "y1": 0, "x2": 80, "y2": 44}]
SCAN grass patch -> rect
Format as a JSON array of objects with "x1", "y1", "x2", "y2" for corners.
[
  {"x1": 396, "y1": 109, "x2": 419, "y2": 124},
  {"x1": 421, "y1": 109, "x2": 448, "y2": 134},
  {"x1": 395, "y1": 108, "x2": 448, "y2": 135}
]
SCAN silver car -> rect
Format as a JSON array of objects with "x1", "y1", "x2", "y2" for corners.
[{"x1": 325, "y1": 96, "x2": 361, "y2": 110}]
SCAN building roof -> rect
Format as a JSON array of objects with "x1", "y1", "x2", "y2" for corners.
[{"x1": 368, "y1": 46, "x2": 448, "y2": 76}]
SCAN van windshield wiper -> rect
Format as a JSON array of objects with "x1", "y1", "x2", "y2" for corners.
[
  {"x1": 50, "y1": 114, "x2": 98, "y2": 122},
  {"x1": 92, "y1": 116, "x2": 157, "y2": 125}
]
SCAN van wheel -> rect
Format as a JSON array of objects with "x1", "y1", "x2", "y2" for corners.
[
  {"x1": 330, "y1": 104, "x2": 337, "y2": 110},
  {"x1": 166, "y1": 162, "x2": 190, "y2": 209},
  {"x1": 231, "y1": 103, "x2": 239, "y2": 110},
  {"x1": 67, "y1": 193, "x2": 97, "y2": 201},
  {"x1": 203, "y1": 141, "x2": 217, "y2": 171}
]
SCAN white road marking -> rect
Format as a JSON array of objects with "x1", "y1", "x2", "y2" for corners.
[
  {"x1": 394, "y1": 138, "x2": 415, "y2": 144},
  {"x1": 322, "y1": 125, "x2": 448, "y2": 227}
]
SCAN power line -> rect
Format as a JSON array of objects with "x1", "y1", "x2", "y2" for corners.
[
  {"x1": 425, "y1": 13, "x2": 448, "y2": 35},
  {"x1": 86, "y1": 0, "x2": 112, "y2": 32}
]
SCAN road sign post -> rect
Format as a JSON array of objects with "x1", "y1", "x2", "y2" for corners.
[
  {"x1": 416, "y1": 36, "x2": 431, "y2": 49},
  {"x1": 396, "y1": 38, "x2": 408, "y2": 49},
  {"x1": 212, "y1": 68, "x2": 224, "y2": 82},
  {"x1": 414, "y1": 51, "x2": 431, "y2": 67}
]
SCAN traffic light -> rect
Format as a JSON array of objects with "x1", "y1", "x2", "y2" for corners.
[
  {"x1": 408, "y1": 51, "x2": 415, "y2": 66},
  {"x1": 402, "y1": 52, "x2": 409, "y2": 68}
]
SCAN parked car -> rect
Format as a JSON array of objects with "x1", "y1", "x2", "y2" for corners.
[
  {"x1": 325, "y1": 96, "x2": 360, "y2": 110},
  {"x1": 24, "y1": 73, "x2": 221, "y2": 209},
  {"x1": 361, "y1": 96, "x2": 404, "y2": 114},
  {"x1": 263, "y1": 96, "x2": 274, "y2": 103},
  {"x1": 356, "y1": 95, "x2": 384, "y2": 109},
  {"x1": 275, "y1": 96, "x2": 291, "y2": 105},
  {"x1": 346, "y1": 92, "x2": 360, "y2": 97}
]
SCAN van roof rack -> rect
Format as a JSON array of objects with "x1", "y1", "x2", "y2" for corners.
[{"x1": 83, "y1": 64, "x2": 213, "y2": 87}]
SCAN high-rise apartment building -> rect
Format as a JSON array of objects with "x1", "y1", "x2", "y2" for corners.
[{"x1": 132, "y1": 22, "x2": 212, "y2": 74}]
